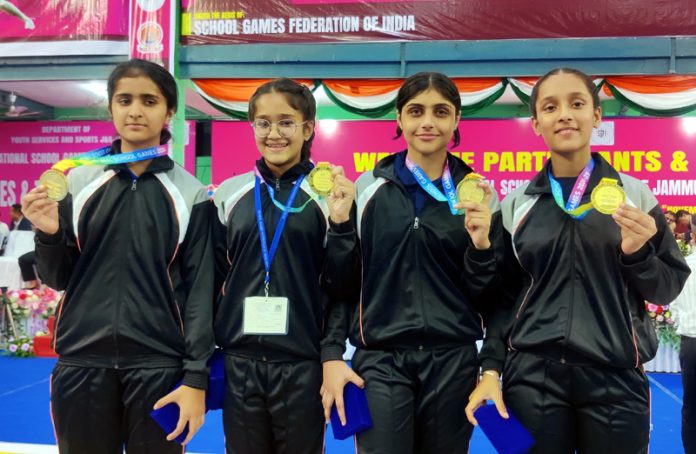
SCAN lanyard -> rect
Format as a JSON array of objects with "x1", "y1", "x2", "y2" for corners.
[
  {"x1": 254, "y1": 174, "x2": 305, "y2": 296},
  {"x1": 548, "y1": 158, "x2": 595, "y2": 219},
  {"x1": 405, "y1": 157, "x2": 460, "y2": 215},
  {"x1": 52, "y1": 145, "x2": 168, "y2": 172}
]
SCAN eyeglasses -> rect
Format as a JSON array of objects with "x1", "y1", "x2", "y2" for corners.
[{"x1": 251, "y1": 119, "x2": 307, "y2": 138}]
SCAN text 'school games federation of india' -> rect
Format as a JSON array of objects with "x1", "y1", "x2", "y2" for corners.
[{"x1": 188, "y1": 14, "x2": 416, "y2": 36}]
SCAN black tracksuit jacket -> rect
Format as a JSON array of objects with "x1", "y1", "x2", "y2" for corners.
[
  {"x1": 35, "y1": 141, "x2": 215, "y2": 389},
  {"x1": 321, "y1": 151, "x2": 502, "y2": 361},
  {"x1": 479, "y1": 153, "x2": 691, "y2": 372},
  {"x1": 212, "y1": 159, "x2": 357, "y2": 361}
]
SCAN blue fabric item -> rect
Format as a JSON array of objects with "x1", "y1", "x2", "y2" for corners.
[
  {"x1": 474, "y1": 404, "x2": 535, "y2": 454},
  {"x1": 150, "y1": 350, "x2": 226, "y2": 444},
  {"x1": 330, "y1": 382, "x2": 373, "y2": 440},
  {"x1": 150, "y1": 403, "x2": 188, "y2": 444}
]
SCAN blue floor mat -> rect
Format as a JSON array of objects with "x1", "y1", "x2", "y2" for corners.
[{"x1": 0, "y1": 357, "x2": 683, "y2": 453}]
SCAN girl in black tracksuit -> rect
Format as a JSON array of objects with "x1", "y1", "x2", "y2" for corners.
[
  {"x1": 212, "y1": 78, "x2": 357, "y2": 454},
  {"x1": 322, "y1": 72, "x2": 503, "y2": 454},
  {"x1": 22, "y1": 59, "x2": 215, "y2": 453},
  {"x1": 468, "y1": 67, "x2": 691, "y2": 454}
]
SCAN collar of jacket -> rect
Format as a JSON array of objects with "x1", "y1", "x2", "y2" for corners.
[
  {"x1": 524, "y1": 152, "x2": 622, "y2": 196},
  {"x1": 373, "y1": 150, "x2": 476, "y2": 188},
  {"x1": 255, "y1": 158, "x2": 314, "y2": 185},
  {"x1": 104, "y1": 139, "x2": 175, "y2": 174}
]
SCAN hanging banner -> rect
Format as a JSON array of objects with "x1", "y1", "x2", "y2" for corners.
[
  {"x1": 181, "y1": 0, "x2": 696, "y2": 45},
  {"x1": 0, "y1": 121, "x2": 196, "y2": 225},
  {"x1": 211, "y1": 118, "x2": 696, "y2": 210},
  {"x1": 129, "y1": 0, "x2": 174, "y2": 70},
  {"x1": 0, "y1": 0, "x2": 128, "y2": 57}
]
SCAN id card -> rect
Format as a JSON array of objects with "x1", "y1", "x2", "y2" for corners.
[{"x1": 243, "y1": 296, "x2": 289, "y2": 335}]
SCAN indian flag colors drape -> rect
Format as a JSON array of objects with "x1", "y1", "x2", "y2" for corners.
[
  {"x1": 603, "y1": 76, "x2": 696, "y2": 117},
  {"x1": 192, "y1": 75, "x2": 696, "y2": 119}
]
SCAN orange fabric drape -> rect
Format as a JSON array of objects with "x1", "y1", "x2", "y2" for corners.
[
  {"x1": 604, "y1": 76, "x2": 696, "y2": 94},
  {"x1": 322, "y1": 78, "x2": 503, "y2": 97},
  {"x1": 510, "y1": 77, "x2": 538, "y2": 87},
  {"x1": 193, "y1": 79, "x2": 314, "y2": 101},
  {"x1": 452, "y1": 78, "x2": 503, "y2": 93},
  {"x1": 322, "y1": 79, "x2": 402, "y2": 97}
]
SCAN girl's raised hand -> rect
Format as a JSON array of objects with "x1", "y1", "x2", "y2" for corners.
[
  {"x1": 455, "y1": 181, "x2": 494, "y2": 250},
  {"x1": 21, "y1": 186, "x2": 59, "y2": 235},
  {"x1": 612, "y1": 204, "x2": 657, "y2": 256},
  {"x1": 326, "y1": 165, "x2": 355, "y2": 224}
]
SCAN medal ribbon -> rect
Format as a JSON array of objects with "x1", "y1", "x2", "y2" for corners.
[
  {"x1": 254, "y1": 174, "x2": 305, "y2": 296},
  {"x1": 405, "y1": 157, "x2": 460, "y2": 216},
  {"x1": 253, "y1": 168, "x2": 314, "y2": 213},
  {"x1": 52, "y1": 145, "x2": 169, "y2": 173},
  {"x1": 548, "y1": 158, "x2": 595, "y2": 219}
]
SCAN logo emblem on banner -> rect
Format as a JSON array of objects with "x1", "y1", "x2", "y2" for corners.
[
  {"x1": 137, "y1": 21, "x2": 164, "y2": 53},
  {"x1": 591, "y1": 121, "x2": 615, "y2": 146}
]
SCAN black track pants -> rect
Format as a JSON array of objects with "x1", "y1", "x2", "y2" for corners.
[
  {"x1": 50, "y1": 364, "x2": 184, "y2": 454},
  {"x1": 681, "y1": 336, "x2": 696, "y2": 454},
  {"x1": 503, "y1": 350, "x2": 650, "y2": 454},
  {"x1": 352, "y1": 345, "x2": 478, "y2": 454},
  {"x1": 223, "y1": 354, "x2": 324, "y2": 454}
]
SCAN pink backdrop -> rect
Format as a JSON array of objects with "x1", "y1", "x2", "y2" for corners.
[
  {"x1": 130, "y1": 0, "x2": 173, "y2": 69},
  {"x1": 212, "y1": 118, "x2": 696, "y2": 210},
  {"x1": 0, "y1": 0, "x2": 127, "y2": 41},
  {"x1": 0, "y1": 121, "x2": 196, "y2": 225}
]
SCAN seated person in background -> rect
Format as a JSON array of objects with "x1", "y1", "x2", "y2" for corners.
[
  {"x1": 18, "y1": 250, "x2": 38, "y2": 289},
  {"x1": 675, "y1": 209, "x2": 693, "y2": 240},
  {"x1": 0, "y1": 220, "x2": 8, "y2": 255},
  {"x1": 9, "y1": 204, "x2": 32, "y2": 231}
]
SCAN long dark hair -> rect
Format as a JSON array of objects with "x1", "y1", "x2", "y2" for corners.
[
  {"x1": 248, "y1": 78, "x2": 316, "y2": 161},
  {"x1": 107, "y1": 58, "x2": 177, "y2": 144},
  {"x1": 529, "y1": 68, "x2": 600, "y2": 118},
  {"x1": 394, "y1": 72, "x2": 461, "y2": 148}
]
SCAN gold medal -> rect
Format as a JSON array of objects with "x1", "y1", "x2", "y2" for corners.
[
  {"x1": 39, "y1": 169, "x2": 69, "y2": 201},
  {"x1": 590, "y1": 178, "x2": 625, "y2": 215},
  {"x1": 308, "y1": 162, "x2": 334, "y2": 197},
  {"x1": 456, "y1": 173, "x2": 485, "y2": 203}
]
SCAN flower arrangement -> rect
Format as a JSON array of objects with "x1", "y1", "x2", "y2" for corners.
[
  {"x1": 4, "y1": 287, "x2": 61, "y2": 320},
  {"x1": 4, "y1": 334, "x2": 33, "y2": 358},
  {"x1": 1, "y1": 287, "x2": 61, "y2": 357},
  {"x1": 676, "y1": 238, "x2": 693, "y2": 257},
  {"x1": 644, "y1": 239, "x2": 693, "y2": 352},
  {"x1": 645, "y1": 302, "x2": 679, "y2": 350}
]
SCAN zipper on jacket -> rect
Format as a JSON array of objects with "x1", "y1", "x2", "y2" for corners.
[
  {"x1": 275, "y1": 178, "x2": 280, "y2": 190},
  {"x1": 562, "y1": 221, "x2": 576, "y2": 351},
  {"x1": 412, "y1": 209, "x2": 429, "y2": 334},
  {"x1": 115, "y1": 172, "x2": 139, "y2": 368}
]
